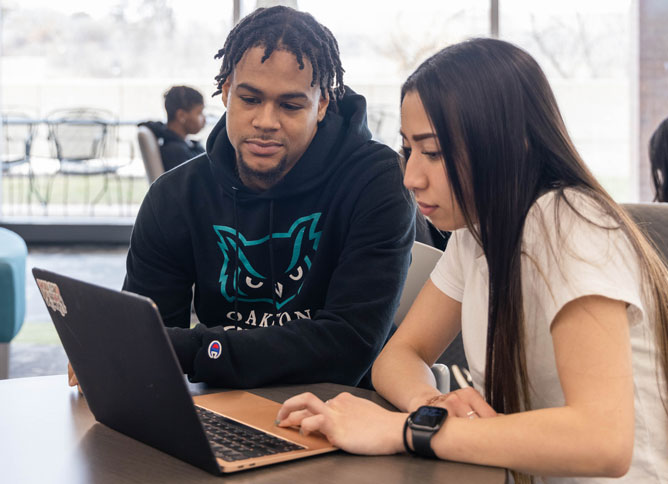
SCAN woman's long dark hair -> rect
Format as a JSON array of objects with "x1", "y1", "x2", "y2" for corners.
[
  {"x1": 401, "y1": 39, "x2": 668, "y2": 426},
  {"x1": 650, "y1": 117, "x2": 668, "y2": 202}
]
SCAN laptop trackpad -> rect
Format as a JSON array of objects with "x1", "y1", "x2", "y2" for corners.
[{"x1": 193, "y1": 391, "x2": 333, "y2": 450}]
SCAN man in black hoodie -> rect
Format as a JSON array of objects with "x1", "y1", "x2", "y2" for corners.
[
  {"x1": 105, "y1": 7, "x2": 416, "y2": 389},
  {"x1": 140, "y1": 85, "x2": 206, "y2": 171}
]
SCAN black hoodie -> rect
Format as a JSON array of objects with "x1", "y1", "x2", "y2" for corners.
[
  {"x1": 139, "y1": 121, "x2": 204, "y2": 171},
  {"x1": 124, "y1": 88, "x2": 415, "y2": 388}
]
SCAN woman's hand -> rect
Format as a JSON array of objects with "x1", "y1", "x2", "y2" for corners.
[
  {"x1": 424, "y1": 387, "x2": 497, "y2": 419},
  {"x1": 276, "y1": 392, "x2": 407, "y2": 455}
]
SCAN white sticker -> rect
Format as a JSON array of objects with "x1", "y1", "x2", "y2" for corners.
[
  {"x1": 36, "y1": 279, "x2": 68, "y2": 316},
  {"x1": 208, "y1": 340, "x2": 222, "y2": 359}
]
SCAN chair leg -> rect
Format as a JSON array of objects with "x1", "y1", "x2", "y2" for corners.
[
  {"x1": 126, "y1": 176, "x2": 134, "y2": 216},
  {"x1": 116, "y1": 174, "x2": 123, "y2": 214},
  {"x1": 84, "y1": 174, "x2": 91, "y2": 212},
  {"x1": 90, "y1": 173, "x2": 109, "y2": 210},
  {"x1": 0, "y1": 343, "x2": 9, "y2": 380},
  {"x1": 36, "y1": 170, "x2": 58, "y2": 215},
  {"x1": 28, "y1": 161, "x2": 49, "y2": 212},
  {"x1": 7, "y1": 173, "x2": 14, "y2": 212},
  {"x1": 64, "y1": 174, "x2": 69, "y2": 215}
]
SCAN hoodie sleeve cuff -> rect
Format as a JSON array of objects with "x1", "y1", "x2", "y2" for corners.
[{"x1": 166, "y1": 326, "x2": 202, "y2": 375}]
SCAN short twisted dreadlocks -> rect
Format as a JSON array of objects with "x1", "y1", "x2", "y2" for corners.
[{"x1": 213, "y1": 6, "x2": 345, "y2": 110}]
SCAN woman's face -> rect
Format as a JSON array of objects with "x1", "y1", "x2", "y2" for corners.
[{"x1": 401, "y1": 91, "x2": 467, "y2": 231}]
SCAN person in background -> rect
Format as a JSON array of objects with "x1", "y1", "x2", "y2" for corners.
[
  {"x1": 277, "y1": 38, "x2": 668, "y2": 484},
  {"x1": 140, "y1": 85, "x2": 206, "y2": 171},
  {"x1": 650, "y1": 116, "x2": 668, "y2": 202},
  {"x1": 67, "y1": 6, "x2": 419, "y2": 391}
]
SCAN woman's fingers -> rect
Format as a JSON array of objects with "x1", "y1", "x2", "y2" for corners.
[
  {"x1": 276, "y1": 408, "x2": 314, "y2": 427},
  {"x1": 454, "y1": 387, "x2": 497, "y2": 418},
  {"x1": 435, "y1": 388, "x2": 497, "y2": 419},
  {"x1": 299, "y1": 413, "x2": 329, "y2": 438},
  {"x1": 440, "y1": 392, "x2": 475, "y2": 418},
  {"x1": 276, "y1": 392, "x2": 330, "y2": 426}
]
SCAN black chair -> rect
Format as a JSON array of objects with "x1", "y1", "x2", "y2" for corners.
[
  {"x1": 45, "y1": 107, "x2": 125, "y2": 214},
  {"x1": 1, "y1": 111, "x2": 35, "y2": 172},
  {"x1": 1, "y1": 111, "x2": 38, "y2": 211}
]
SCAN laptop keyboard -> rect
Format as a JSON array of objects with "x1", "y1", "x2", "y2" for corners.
[{"x1": 195, "y1": 406, "x2": 305, "y2": 462}]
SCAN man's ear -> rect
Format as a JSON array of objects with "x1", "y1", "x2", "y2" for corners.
[
  {"x1": 317, "y1": 90, "x2": 329, "y2": 122},
  {"x1": 175, "y1": 108, "x2": 186, "y2": 124},
  {"x1": 221, "y1": 78, "x2": 232, "y2": 108}
]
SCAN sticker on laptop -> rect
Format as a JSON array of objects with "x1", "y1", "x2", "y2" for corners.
[
  {"x1": 208, "y1": 340, "x2": 222, "y2": 359},
  {"x1": 36, "y1": 279, "x2": 68, "y2": 316}
]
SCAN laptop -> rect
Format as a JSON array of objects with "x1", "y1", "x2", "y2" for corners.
[{"x1": 32, "y1": 267, "x2": 337, "y2": 474}]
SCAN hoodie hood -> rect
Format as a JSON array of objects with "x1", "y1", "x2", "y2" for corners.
[
  {"x1": 205, "y1": 86, "x2": 374, "y2": 200},
  {"x1": 139, "y1": 121, "x2": 185, "y2": 144}
]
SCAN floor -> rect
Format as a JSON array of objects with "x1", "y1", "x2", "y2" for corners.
[{"x1": 8, "y1": 245, "x2": 128, "y2": 378}]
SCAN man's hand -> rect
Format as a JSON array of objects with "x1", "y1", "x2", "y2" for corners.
[{"x1": 67, "y1": 362, "x2": 83, "y2": 394}]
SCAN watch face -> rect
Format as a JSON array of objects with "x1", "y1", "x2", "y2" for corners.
[{"x1": 412, "y1": 406, "x2": 447, "y2": 428}]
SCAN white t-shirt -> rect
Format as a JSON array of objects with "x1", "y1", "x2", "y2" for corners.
[{"x1": 430, "y1": 189, "x2": 667, "y2": 484}]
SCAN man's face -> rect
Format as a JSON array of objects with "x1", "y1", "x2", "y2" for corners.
[
  {"x1": 180, "y1": 103, "x2": 206, "y2": 135},
  {"x1": 221, "y1": 46, "x2": 329, "y2": 191}
]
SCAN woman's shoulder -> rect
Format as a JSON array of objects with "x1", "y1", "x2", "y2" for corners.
[
  {"x1": 446, "y1": 227, "x2": 483, "y2": 261},
  {"x1": 522, "y1": 187, "x2": 635, "y2": 274},
  {"x1": 532, "y1": 187, "x2": 611, "y2": 219},
  {"x1": 526, "y1": 187, "x2": 619, "y2": 238}
]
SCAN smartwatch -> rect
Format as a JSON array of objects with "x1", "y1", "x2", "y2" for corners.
[{"x1": 404, "y1": 406, "x2": 448, "y2": 458}]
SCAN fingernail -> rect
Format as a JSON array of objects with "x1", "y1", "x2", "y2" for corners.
[
  {"x1": 299, "y1": 428, "x2": 304, "y2": 436},
  {"x1": 274, "y1": 419, "x2": 281, "y2": 426}
]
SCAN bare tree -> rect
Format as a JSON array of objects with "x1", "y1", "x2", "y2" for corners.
[
  {"x1": 527, "y1": 12, "x2": 628, "y2": 79},
  {"x1": 368, "y1": 10, "x2": 466, "y2": 79}
]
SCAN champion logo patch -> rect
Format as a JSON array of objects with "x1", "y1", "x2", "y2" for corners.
[{"x1": 208, "y1": 340, "x2": 222, "y2": 359}]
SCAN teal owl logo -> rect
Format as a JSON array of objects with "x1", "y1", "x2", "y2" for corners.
[{"x1": 213, "y1": 213, "x2": 321, "y2": 309}]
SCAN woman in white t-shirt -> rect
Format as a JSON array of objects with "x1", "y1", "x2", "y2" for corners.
[{"x1": 276, "y1": 39, "x2": 668, "y2": 483}]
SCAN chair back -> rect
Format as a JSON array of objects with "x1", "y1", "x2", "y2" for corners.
[
  {"x1": 393, "y1": 241, "x2": 451, "y2": 392},
  {"x1": 622, "y1": 202, "x2": 668, "y2": 263},
  {"x1": 137, "y1": 125, "x2": 164, "y2": 183},
  {"x1": 46, "y1": 108, "x2": 116, "y2": 170},
  {"x1": 1, "y1": 111, "x2": 36, "y2": 170},
  {"x1": 395, "y1": 241, "x2": 443, "y2": 325}
]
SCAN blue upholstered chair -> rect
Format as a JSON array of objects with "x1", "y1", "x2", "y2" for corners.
[{"x1": 0, "y1": 228, "x2": 28, "y2": 379}]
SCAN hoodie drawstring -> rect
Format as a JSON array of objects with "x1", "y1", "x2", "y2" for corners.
[
  {"x1": 229, "y1": 187, "x2": 278, "y2": 327},
  {"x1": 268, "y1": 200, "x2": 278, "y2": 324},
  {"x1": 232, "y1": 187, "x2": 240, "y2": 327}
]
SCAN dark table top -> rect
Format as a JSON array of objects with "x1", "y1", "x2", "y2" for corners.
[{"x1": 0, "y1": 375, "x2": 506, "y2": 484}]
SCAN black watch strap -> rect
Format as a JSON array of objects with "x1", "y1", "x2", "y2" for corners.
[{"x1": 411, "y1": 426, "x2": 438, "y2": 458}]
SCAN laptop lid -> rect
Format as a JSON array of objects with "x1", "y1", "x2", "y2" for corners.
[
  {"x1": 33, "y1": 267, "x2": 223, "y2": 474},
  {"x1": 32, "y1": 267, "x2": 336, "y2": 474}
]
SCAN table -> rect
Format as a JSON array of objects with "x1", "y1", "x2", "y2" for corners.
[{"x1": 0, "y1": 375, "x2": 506, "y2": 484}]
